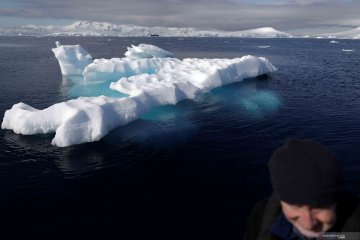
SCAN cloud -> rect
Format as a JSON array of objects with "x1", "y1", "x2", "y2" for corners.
[{"x1": 0, "y1": 0, "x2": 359, "y2": 31}]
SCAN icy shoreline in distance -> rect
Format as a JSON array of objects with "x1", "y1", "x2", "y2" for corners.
[
  {"x1": 2, "y1": 42, "x2": 277, "y2": 147},
  {"x1": 0, "y1": 21, "x2": 292, "y2": 38}
]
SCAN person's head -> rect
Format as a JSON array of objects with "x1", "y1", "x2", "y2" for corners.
[
  {"x1": 269, "y1": 138, "x2": 342, "y2": 238},
  {"x1": 280, "y1": 201, "x2": 336, "y2": 238}
]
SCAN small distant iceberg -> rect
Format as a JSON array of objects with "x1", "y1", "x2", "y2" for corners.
[
  {"x1": 330, "y1": 40, "x2": 339, "y2": 44},
  {"x1": 2, "y1": 42, "x2": 277, "y2": 147},
  {"x1": 342, "y1": 49, "x2": 355, "y2": 52},
  {"x1": 258, "y1": 46, "x2": 271, "y2": 48}
]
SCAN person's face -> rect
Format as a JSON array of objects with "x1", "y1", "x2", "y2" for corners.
[{"x1": 280, "y1": 201, "x2": 336, "y2": 238}]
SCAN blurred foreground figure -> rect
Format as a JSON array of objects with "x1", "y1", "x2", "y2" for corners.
[{"x1": 244, "y1": 138, "x2": 360, "y2": 240}]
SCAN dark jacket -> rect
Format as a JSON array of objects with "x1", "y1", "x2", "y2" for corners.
[{"x1": 244, "y1": 192, "x2": 360, "y2": 240}]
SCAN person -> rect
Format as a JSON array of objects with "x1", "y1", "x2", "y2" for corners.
[{"x1": 244, "y1": 138, "x2": 360, "y2": 240}]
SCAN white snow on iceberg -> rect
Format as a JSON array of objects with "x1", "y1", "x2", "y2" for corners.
[
  {"x1": 342, "y1": 49, "x2": 355, "y2": 52},
  {"x1": 124, "y1": 44, "x2": 173, "y2": 59},
  {"x1": 83, "y1": 57, "x2": 176, "y2": 82},
  {"x1": 52, "y1": 41, "x2": 93, "y2": 75},
  {"x1": 109, "y1": 57, "x2": 275, "y2": 96},
  {"x1": 2, "y1": 43, "x2": 277, "y2": 147}
]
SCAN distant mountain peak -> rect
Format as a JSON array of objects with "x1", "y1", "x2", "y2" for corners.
[{"x1": 255, "y1": 27, "x2": 276, "y2": 31}]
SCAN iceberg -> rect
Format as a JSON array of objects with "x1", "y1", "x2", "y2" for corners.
[
  {"x1": 2, "y1": 43, "x2": 277, "y2": 147},
  {"x1": 342, "y1": 49, "x2": 355, "y2": 52},
  {"x1": 52, "y1": 41, "x2": 93, "y2": 75}
]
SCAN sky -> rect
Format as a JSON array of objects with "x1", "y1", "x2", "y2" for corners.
[{"x1": 0, "y1": 0, "x2": 359, "y2": 34}]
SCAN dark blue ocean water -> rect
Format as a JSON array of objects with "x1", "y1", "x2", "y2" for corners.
[{"x1": 0, "y1": 36, "x2": 360, "y2": 237}]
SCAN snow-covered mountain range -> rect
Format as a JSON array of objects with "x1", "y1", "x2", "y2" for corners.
[
  {"x1": 0, "y1": 21, "x2": 292, "y2": 38},
  {"x1": 317, "y1": 27, "x2": 360, "y2": 39},
  {"x1": 3, "y1": 21, "x2": 360, "y2": 39}
]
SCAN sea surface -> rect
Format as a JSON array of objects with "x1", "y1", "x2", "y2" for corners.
[{"x1": 0, "y1": 36, "x2": 360, "y2": 237}]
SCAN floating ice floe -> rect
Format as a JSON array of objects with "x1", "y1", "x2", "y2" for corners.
[
  {"x1": 342, "y1": 49, "x2": 355, "y2": 52},
  {"x1": 2, "y1": 42, "x2": 277, "y2": 147},
  {"x1": 330, "y1": 40, "x2": 339, "y2": 44}
]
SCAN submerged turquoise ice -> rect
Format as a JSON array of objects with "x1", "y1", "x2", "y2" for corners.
[
  {"x1": 2, "y1": 43, "x2": 278, "y2": 147},
  {"x1": 239, "y1": 91, "x2": 281, "y2": 118},
  {"x1": 65, "y1": 77, "x2": 128, "y2": 98}
]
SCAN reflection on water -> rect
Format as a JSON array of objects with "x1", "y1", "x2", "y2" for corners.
[
  {"x1": 53, "y1": 145, "x2": 106, "y2": 177},
  {"x1": 104, "y1": 117, "x2": 198, "y2": 148},
  {"x1": 3, "y1": 130, "x2": 107, "y2": 177}
]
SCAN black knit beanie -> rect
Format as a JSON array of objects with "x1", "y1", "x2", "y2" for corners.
[{"x1": 269, "y1": 138, "x2": 343, "y2": 207}]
